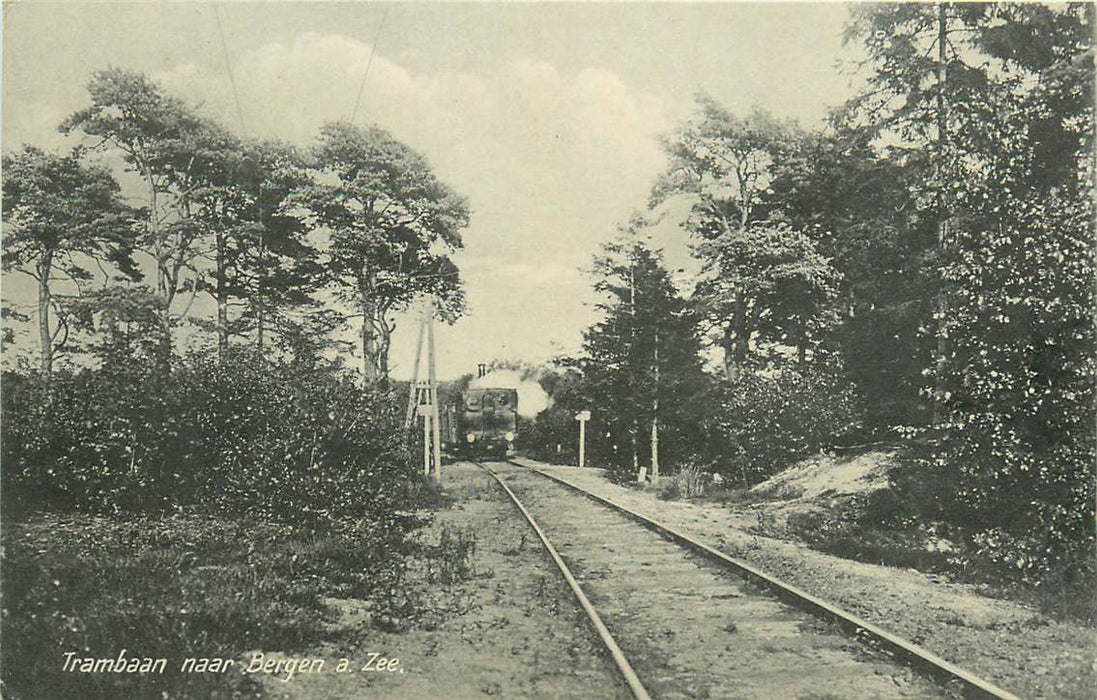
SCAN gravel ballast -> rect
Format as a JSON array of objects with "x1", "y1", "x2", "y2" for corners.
[{"x1": 517, "y1": 457, "x2": 1096, "y2": 699}]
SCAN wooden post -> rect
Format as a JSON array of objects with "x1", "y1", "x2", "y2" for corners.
[
  {"x1": 403, "y1": 313, "x2": 426, "y2": 430},
  {"x1": 422, "y1": 409, "x2": 431, "y2": 476},
  {"x1": 579, "y1": 419, "x2": 585, "y2": 468},
  {"x1": 427, "y1": 303, "x2": 442, "y2": 480},
  {"x1": 575, "y1": 410, "x2": 591, "y2": 468}
]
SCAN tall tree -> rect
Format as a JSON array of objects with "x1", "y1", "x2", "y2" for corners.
[
  {"x1": 576, "y1": 232, "x2": 707, "y2": 478},
  {"x1": 190, "y1": 137, "x2": 319, "y2": 362},
  {"x1": 1, "y1": 146, "x2": 138, "y2": 374},
  {"x1": 767, "y1": 128, "x2": 935, "y2": 426},
  {"x1": 300, "y1": 122, "x2": 468, "y2": 382},
  {"x1": 655, "y1": 98, "x2": 839, "y2": 377},
  {"x1": 61, "y1": 68, "x2": 214, "y2": 368},
  {"x1": 843, "y1": 2, "x2": 1095, "y2": 577},
  {"x1": 841, "y1": 2, "x2": 1037, "y2": 421}
]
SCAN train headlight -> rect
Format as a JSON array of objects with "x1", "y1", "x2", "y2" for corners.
[
  {"x1": 505, "y1": 432, "x2": 515, "y2": 442},
  {"x1": 466, "y1": 433, "x2": 476, "y2": 444}
]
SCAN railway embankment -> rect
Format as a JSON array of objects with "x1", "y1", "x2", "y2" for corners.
[{"x1": 514, "y1": 456, "x2": 1097, "y2": 700}]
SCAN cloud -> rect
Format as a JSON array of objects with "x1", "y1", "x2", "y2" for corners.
[
  {"x1": 156, "y1": 32, "x2": 682, "y2": 192},
  {"x1": 2, "y1": 99, "x2": 76, "y2": 152},
  {"x1": 7, "y1": 30, "x2": 693, "y2": 379}
]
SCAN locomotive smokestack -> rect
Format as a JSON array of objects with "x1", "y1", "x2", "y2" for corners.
[{"x1": 477, "y1": 363, "x2": 487, "y2": 378}]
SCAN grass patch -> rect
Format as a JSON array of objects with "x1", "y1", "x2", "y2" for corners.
[{"x1": 0, "y1": 510, "x2": 448, "y2": 699}]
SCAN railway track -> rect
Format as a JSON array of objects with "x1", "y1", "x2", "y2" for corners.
[{"x1": 474, "y1": 459, "x2": 1019, "y2": 700}]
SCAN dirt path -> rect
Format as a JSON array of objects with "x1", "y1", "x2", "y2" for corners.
[
  {"x1": 253, "y1": 462, "x2": 629, "y2": 699},
  {"x1": 518, "y1": 458, "x2": 1095, "y2": 700}
]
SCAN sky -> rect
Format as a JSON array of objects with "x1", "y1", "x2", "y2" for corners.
[{"x1": 2, "y1": 1, "x2": 863, "y2": 379}]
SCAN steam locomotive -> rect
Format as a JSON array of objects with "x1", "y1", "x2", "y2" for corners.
[{"x1": 440, "y1": 386, "x2": 518, "y2": 460}]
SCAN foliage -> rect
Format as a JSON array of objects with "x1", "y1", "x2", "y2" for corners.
[
  {"x1": 1, "y1": 146, "x2": 138, "y2": 279},
  {"x1": 190, "y1": 136, "x2": 322, "y2": 359},
  {"x1": 841, "y1": 1, "x2": 1096, "y2": 589},
  {"x1": 768, "y1": 130, "x2": 935, "y2": 426},
  {"x1": 570, "y1": 234, "x2": 708, "y2": 478},
  {"x1": 656, "y1": 98, "x2": 841, "y2": 374},
  {"x1": 703, "y1": 362, "x2": 863, "y2": 487},
  {"x1": 299, "y1": 122, "x2": 469, "y2": 381},
  {"x1": 837, "y1": 299, "x2": 934, "y2": 429},
  {"x1": 654, "y1": 459, "x2": 710, "y2": 500},
  {"x1": 517, "y1": 366, "x2": 585, "y2": 464},
  {"x1": 61, "y1": 69, "x2": 223, "y2": 362},
  {"x1": 0, "y1": 506, "x2": 477, "y2": 700},
  {"x1": 1, "y1": 351, "x2": 417, "y2": 525},
  {"x1": 692, "y1": 220, "x2": 842, "y2": 367},
  {"x1": 65, "y1": 285, "x2": 165, "y2": 370},
  {"x1": 1, "y1": 146, "x2": 139, "y2": 373},
  {"x1": 58, "y1": 70, "x2": 330, "y2": 367},
  {"x1": 931, "y1": 189, "x2": 1095, "y2": 585}
]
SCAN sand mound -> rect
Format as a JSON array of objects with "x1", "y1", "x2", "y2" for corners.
[{"x1": 748, "y1": 450, "x2": 896, "y2": 502}]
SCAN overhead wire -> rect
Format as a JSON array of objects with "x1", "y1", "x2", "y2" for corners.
[
  {"x1": 350, "y1": 4, "x2": 391, "y2": 124},
  {"x1": 213, "y1": 4, "x2": 248, "y2": 134},
  {"x1": 211, "y1": 5, "x2": 272, "y2": 353}
]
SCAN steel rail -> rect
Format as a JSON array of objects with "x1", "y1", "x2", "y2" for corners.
[
  {"x1": 507, "y1": 459, "x2": 1020, "y2": 700},
  {"x1": 473, "y1": 461, "x2": 652, "y2": 700}
]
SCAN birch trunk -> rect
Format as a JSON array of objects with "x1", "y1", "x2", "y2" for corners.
[
  {"x1": 650, "y1": 335, "x2": 660, "y2": 479},
  {"x1": 37, "y1": 251, "x2": 53, "y2": 376},
  {"x1": 215, "y1": 223, "x2": 228, "y2": 364}
]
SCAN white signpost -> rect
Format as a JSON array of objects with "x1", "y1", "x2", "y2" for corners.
[{"x1": 574, "y1": 410, "x2": 591, "y2": 468}]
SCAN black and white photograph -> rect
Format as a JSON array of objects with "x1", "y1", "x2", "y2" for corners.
[{"x1": 1, "y1": 2, "x2": 1093, "y2": 698}]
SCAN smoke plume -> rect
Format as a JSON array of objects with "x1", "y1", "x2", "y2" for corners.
[{"x1": 468, "y1": 369, "x2": 551, "y2": 418}]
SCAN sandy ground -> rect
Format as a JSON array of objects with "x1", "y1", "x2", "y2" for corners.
[
  {"x1": 748, "y1": 450, "x2": 895, "y2": 501},
  {"x1": 252, "y1": 463, "x2": 629, "y2": 699},
  {"x1": 518, "y1": 457, "x2": 1096, "y2": 700}
]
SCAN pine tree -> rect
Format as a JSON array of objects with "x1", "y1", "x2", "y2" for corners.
[
  {"x1": 576, "y1": 228, "x2": 707, "y2": 479},
  {"x1": 299, "y1": 123, "x2": 468, "y2": 382},
  {"x1": 62, "y1": 69, "x2": 220, "y2": 370},
  {"x1": 1, "y1": 146, "x2": 139, "y2": 375}
]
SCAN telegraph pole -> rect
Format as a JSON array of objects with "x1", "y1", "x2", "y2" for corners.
[
  {"x1": 403, "y1": 318, "x2": 426, "y2": 431},
  {"x1": 651, "y1": 334, "x2": 660, "y2": 481},
  {"x1": 405, "y1": 302, "x2": 443, "y2": 480},
  {"x1": 427, "y1": 302, "x2": 442, "y2": 480}
]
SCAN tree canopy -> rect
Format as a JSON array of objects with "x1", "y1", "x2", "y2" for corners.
[
  {"x1": 2, "y1": 146, "x2": 138, "y2": 374},
  {"x1": 299, "y1": 122, "x2": 469, "y2": 381}
]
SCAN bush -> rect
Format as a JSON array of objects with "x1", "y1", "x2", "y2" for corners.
[
  {"x1": 703, "y1": 362, "x2": 862, "y2": 486},
  {"x1": 1, "y1": 350, "x2": 417, "y2": 526},
  {"x1": 655, "y1": 459, "x2": 709, "y2": 500},
  {"x1": 838, "y1": 300, "x2": 934, "y2": 430},
  {"x1": 0, "y1": 349, "x2": 483, "y2": 697},
  {"x1": 519, "y1": 406, "x2": 579, "y2": 465},
  {"x1": 926, "y1": 188, "x2": 1095, "y2": 609},
  {"x1": 0, "y1": 510, "x2": 450, "y2": 700}
]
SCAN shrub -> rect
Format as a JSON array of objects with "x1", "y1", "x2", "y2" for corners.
[
  {"x1": 655, "y1": 459, "x2": 709, "y2": 500},
  {"x1": 1, "y1": 350, "x2": 417, "y2": 526},
  {"x1": 0, "y1": 510, "x2": 455, "y2": 700},
  {"x1": 703, "y1": 362, "x2": 862, "y2": 486},
  {"x1": 520, "y1": 405, "x2": 579, "y2": 465}
]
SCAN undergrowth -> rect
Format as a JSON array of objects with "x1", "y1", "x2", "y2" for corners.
[
  {"x1": 0, "y1": 507, "x2": 477, "y2": 700},
  {"x1": 783, "y1": 486, "x2": 1097, "y2": 624}
]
